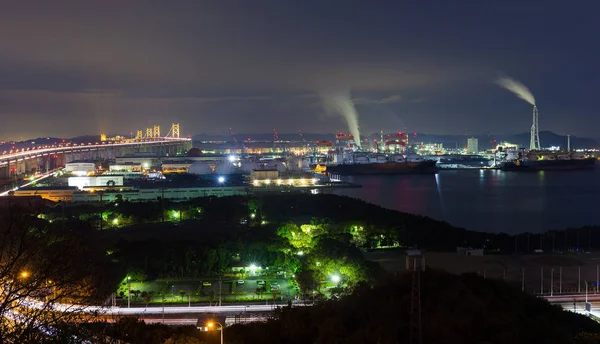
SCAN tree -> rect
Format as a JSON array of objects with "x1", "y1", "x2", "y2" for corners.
[
  {"x1": 131, "y1": 289, "x2": 141, "y2": 299},
  {"x1": 179, "y1": 290, "x2": 187, "y2": 301},
  {"x1": 141, "y1": 291, "x2": 152, "y2": 308},
  {"x1": 0, "y1": 204, "x2": 120, "y2": 343}
]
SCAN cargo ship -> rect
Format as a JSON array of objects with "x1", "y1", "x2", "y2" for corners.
[
  {"x1": 428, "y1": 154, "x2": 494, "y2": 169},
  {"x1": 499, "y1": 150, "x2": 596, "y2": 171},
  {"x1": 326, "y1": 153, "x2": 438, "y2": 175}
]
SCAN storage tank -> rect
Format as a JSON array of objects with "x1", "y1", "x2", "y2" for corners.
[
  {"x1": 266, "y1": 160, "x2": 287, "y2": 172},
  {"x1": 188, "y1": 162, "x2": 213, "y2": 175},
  {"x1": 214, "y1": 162, "x2": 236, "y2": 175},
  {"x1": 240, "y1": 161, "x2": 259, "y2": 173}
]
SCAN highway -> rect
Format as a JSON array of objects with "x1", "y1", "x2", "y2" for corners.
[
  {"x1": 0, "y1": 137, "x2": 190, "y2": 166},
  {"x1": 0, "y1": 169, "x2": 58, "y2": 196}
]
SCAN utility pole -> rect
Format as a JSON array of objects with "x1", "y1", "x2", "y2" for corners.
[
  {"x1": 127, "y1": 277, "x2": 131, "y2": 308},
  {"x1": 409, "y1": 256, "x2": 423, "y2": 344},
  {"x1": 219, "y1": 277, "x2": 222, "y2": 307},
  {"x1": 560, "y1": 267, "x2": 562, "y2": 294},
  {"x1": 99, "y1": 191, "x2": 104, "y2": 230},
  {"x1": 551, "y1": 269, "x2": 554, "y2": 296}
]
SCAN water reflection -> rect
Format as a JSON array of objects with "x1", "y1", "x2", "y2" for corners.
[{"x1": 335, "y1": 169, "x2": 600, "y2": 234}]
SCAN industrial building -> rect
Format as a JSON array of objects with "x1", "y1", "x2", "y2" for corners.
[
  {"x1": 68, "y1": 175, "x2": 124, "y2": 190},
  {"x1": 11, "y1": 186, "x2": 78, "y2": 202},
  {"x1": 467, "y1": 137, "x2": 479, "y2": 154},
  {"x1": 64, "y1": 161, "x2": 96, "y2": 176},
  {"x1": 109, "y1": 162, "x2": 142, "y2": 172},
  {"x1": 72, "y1": 186, "x2": 249, "y2": 202}
]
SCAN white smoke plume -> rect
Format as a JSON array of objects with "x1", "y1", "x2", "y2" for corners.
[
  {"x1": 496, "y1": 77, "x2": 536, "y2": 106},
  {"x1": 320, "y1": 90, "x2": 361, "y2": 147}
]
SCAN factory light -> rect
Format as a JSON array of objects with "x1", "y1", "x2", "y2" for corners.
[
  {"x1": 300, "y1": 178, "x2": 306, "y2": 185},
  {"x1": 311, "y1": 178, "x2": 317, "y2": 184},
  {"x1": 253, "y1": 180, "x2": 259, "y2": 186},
  {"x1": 276, "y1": 179, "x2": 283, "y2": 185},
  {"x1": 217, "y1": 176, "x2": 225, "y2": 183},
  {"x1": 264, "y1": 179, "x2": 271, "y2": 185},
  {"x1": 288, "y1": 179, "x2": 295, "y2": 185}
]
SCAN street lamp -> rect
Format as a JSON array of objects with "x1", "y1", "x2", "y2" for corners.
[
  {"x1": 207, "y1": 321, "x2": 224, "y2": 344},
  {"x1": 127, "y1": 276, "x2": 131, "y2": 308},
  {"x1": 20, "y1": 271, "x2": 29, "y2": 279},
  {"x1": 331, "y1": 275, "x2": 340, "y2": 284}
]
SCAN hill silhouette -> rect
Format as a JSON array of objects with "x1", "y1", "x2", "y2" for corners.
[{"x1": 226, "y1": 270, "x2": 600, "y2": 344}]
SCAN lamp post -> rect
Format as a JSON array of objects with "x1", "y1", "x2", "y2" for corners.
[
  {"x1": 127, "y1": 276, "x2": 131, "y2": 308},
  {"x1": 207, "y1": 321, "x2": 223, "y2": 344}
]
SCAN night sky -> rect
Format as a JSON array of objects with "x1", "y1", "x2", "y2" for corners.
[{"x1": 1, "y1": 1, "x2": 598, "y2": 140}]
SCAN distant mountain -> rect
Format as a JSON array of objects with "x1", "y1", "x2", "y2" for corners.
[
  {"x1": 196, "y1": 131, "x2": 595, "y2": 149},
  {"x1": 504, "y1": 131, "x2": 596, "y2": 150},
  {"x1": 193, "y1": 133, "x2": 337, "y2": 142}
]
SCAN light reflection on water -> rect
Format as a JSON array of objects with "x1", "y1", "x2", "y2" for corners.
[{"x1": 334, "y1": 169, "x2": 600, "y2": 234}]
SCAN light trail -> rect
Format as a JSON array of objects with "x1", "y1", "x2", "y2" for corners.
[{"x1": 0, "y1": 169, "x2": 58, "y2": 196}]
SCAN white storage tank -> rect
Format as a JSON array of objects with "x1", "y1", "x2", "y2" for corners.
[
  {"x1": 188, "y1": 162, "x2": 213, "y2": 175},
  {"x1": 240, "y1": 161, "x2": 259, "y2": 173},
  {"x1": 266, "y1": 160, "x2": 287, "y2": 172},
  {"x1": 214, "y1": 162, "x2": 236, "y2": 175}
]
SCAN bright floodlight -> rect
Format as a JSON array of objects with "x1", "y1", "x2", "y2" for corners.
[
  {"x1": 112, "y1": 218, "x2": 119, "y2": 225},
  {"x1": 264, "y1": 179, "x2": 271, "y2": 185},
  {"x1": 217, "y1": 176, "x2": 225, "y2": 183},
  {"x1": 331, "y1": 275, "x2": 340, "y2": 283},
  {"x1": 297, "y1": 251, "x2": 304, "y2": 256},
  {"x1": 228, "y1": 155, "x2": 236, "y2": 162},
  {"x1": 207, "y1": 322, "x2": 214, "y2": 328}
]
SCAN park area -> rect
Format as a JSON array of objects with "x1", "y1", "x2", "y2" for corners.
[{"x1": 115, "y1": 276, "x2": 298, "y2": 306}]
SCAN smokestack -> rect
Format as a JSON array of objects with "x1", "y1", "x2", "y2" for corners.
[
  {"x1": 320, "y1": 90, "x2": 362, "y2": 148},
  {"x1": 530, "y1": 105, "x2": 540, "y2": 150},
  {"x1": 567, "y1": 135, "x2": 571, "y2": 152}
]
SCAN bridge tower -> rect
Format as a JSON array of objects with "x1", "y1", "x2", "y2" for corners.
[
  {"x1": 171, "y1": 123, "x2": 180, "y2": 138},
  {"x1": 153, "y1": 125, "x2": 161, "y2": 138},
  {"x1": 135, "y1": 130, "x2": 143, "y2": 140},
  {"x1": 146, "y1": 128, "x2": 153, "y2": 138}
]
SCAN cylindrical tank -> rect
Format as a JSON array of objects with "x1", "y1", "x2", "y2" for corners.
[
  {"x1": 266, "y1": 160, "x2": 287, "y2": 172},
  {"x1": 188, "y1": 162, "x2": 213, "y2": 175},
  {"x1": 214, "y1": 162, "x2": 236, "y2": 175},
  {"x1": 240, "y1": 161, "x2": 259, "y2": 173}
]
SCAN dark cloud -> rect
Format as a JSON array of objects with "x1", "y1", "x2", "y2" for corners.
[{"x1": 0, "y1": 1, "x2": 598, "y2": 139}]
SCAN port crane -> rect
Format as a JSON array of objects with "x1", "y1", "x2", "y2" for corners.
[
  {"x1": 229, "y1": 128, "x2": 247, "y2": 156},
  {"x1": 486, "y1": 129, "x2": 497, "y2": 151}
]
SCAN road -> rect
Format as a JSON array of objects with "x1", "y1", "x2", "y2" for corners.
[{"x1": 0, "y1": 169, "x2": 58, "y2": 196}]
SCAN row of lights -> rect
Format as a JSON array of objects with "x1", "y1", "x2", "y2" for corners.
[{"x1": 252, "y1": 178, "x2": 318, "y2": 187}]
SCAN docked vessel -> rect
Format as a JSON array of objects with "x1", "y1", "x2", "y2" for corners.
[
  {"x1": 326, "y1": 153, "x2": 438, "y2": 175},
  {"x1": 429, "y1": 154, "x2": 493, "y2": 170},
  {"x1": 499, "y1": 150, "x2": 596, "y2": 171}
]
